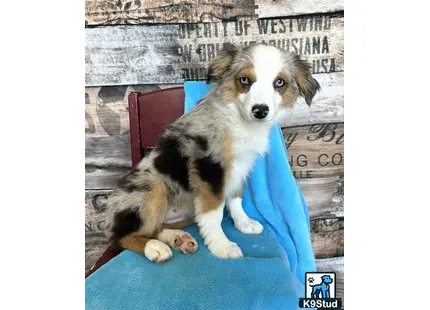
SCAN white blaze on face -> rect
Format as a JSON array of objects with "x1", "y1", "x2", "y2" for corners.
[{"x1": 240, "y1": 45, "x2": 284, "y2": 122}]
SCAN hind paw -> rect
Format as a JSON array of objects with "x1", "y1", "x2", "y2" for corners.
[
  {"x1": 173, "y1": 231, "x2": 199, "y2": 254},
  {"x1": 158, "y1": 229, "x2": 198, "y2": 254}
]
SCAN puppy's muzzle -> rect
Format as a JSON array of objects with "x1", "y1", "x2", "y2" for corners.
[{"x1": 251, "y1": 104, "x2": 269, "y2": 120}]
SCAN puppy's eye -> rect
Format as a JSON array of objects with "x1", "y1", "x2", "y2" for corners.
[
  {"x1": 239, "y1": 76, "x2": 249, "y2": 85},
  {"x1": 274, "y1": 78, "x2": 285, "y2": 88}
]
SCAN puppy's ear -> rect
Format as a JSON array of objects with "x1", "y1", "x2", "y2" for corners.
[
  {"x1": 206, "y1": 43, "x2": 239, "y2": 84},
  {"x1": 292, "y1": 54, "x2": 321, "y2": 106}
]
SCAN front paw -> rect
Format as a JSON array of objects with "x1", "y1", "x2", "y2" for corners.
[
  {"x1": 208, "y1": 239, "x2": 244, "y2": 259},
  {"x1": 235, "y1": 218, "x2": 264, "y2": 234},
  {"x1": 144, "y1": 240, "x2": 173, "y2": 263}
]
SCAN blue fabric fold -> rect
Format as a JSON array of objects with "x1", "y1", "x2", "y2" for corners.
[{"x1": 85, "y1": 82, "x2": 316, "y2": 310}]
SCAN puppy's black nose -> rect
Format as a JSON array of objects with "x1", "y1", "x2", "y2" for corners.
[{"x1": 252, "y1": 104, "x2": 269, "y2": 119}]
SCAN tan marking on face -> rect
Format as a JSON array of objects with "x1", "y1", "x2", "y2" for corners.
[
  {"x1": 220, "y1": 78, "x2": 239, "y2": 104},
  {"x1": 234, "y1": 67, "x2": 256, "y2": 93},
  {"x1": 275, "y1": 72, "x2": 296, "y2": 108},
  {"x1": 220, "y1": 66, "x2": 256, "y2": 104}
]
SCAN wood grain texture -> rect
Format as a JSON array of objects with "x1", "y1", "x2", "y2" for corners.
[
  {"x1": 256, "y1": 0, "x2": 343, "y2": 19},
  {"x1": 85, "y1": 0, "x2": 344, "y2": 26},
  {"x1": 283, "y1": 123, "x2": 343, "y2": 178},
  {"x1": 85, "y1": 190, "x2": 110, "y2": 271},
  {"x1": 85, "y1": 0, "x2": 258, "y2": 26},
  {"x1": 85, "y1": 14, "x2": 344, "y2": 86},
  {"x1": 299, "y1": 175, "x2": 343, "y2": 218},
  {"x1": 85, "y1": 84, "x2": 163, "y2": 189},
  {"x1": 331, "y1": 173, "x2": 344, "y2": 217},
  {"x1": 85, "y1": 188, "x2": 344, "y2": 271},
  {"x1": 311, "y1": 217, "x2": 343, "y2": 259}
]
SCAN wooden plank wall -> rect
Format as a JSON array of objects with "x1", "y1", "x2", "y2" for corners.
[
  {"x1": 86, "y1": 14, "x2": 344, "y2": 86},
  {"x1": 85, "y1": 0, "x2": 343, "y2": 26},
  {"x1": 85, "y1": 0, "x2": 344, "y2": 305}
]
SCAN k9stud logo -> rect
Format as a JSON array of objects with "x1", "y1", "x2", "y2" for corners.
[{"x1": 298, "y1": 272, "x2": 342, "y2": 309}]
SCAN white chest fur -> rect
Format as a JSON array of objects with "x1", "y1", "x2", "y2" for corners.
[{"x1": 224, "y1": 123, "x2": 271, "y2": 197}]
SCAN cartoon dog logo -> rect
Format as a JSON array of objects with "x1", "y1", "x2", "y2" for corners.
[
  {"x1": 309, "y1": 275, "x2": 333, "y2": 299},
  {"x1": 300, "y1": 272, "x2": 342, "y2": 308}
]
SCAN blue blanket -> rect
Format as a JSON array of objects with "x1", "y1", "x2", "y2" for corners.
[{"x1": 85, "y1": 82, "x2": 316, "y2": 310}]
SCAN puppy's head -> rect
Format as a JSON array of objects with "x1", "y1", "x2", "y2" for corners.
[
  {"x1": 207, "y1": 43, "x2": 320, "y2": 123},
  {"x1": 321, "y1": 275, "x2": 333, "y2": 284}
]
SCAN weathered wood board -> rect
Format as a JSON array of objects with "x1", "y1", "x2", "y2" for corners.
[
  {"x1": 85, "y1": 0, "x2": 344, "y2": 26},
  {"x1": 311, "y1": 217, "x2": 343, "y2": 259},
  {"x1": 86, "y1": 190, "x2": 111, "y2": 272},
  {"x1": 85, "y1": 188, "x2": 343, "y2": 271},
  {"x1": 331, "y1": 173, "x2": 344, "y2": 217},
  {"x1": 85, "y1": 84, "x2": 165, "y2": 171},
  {"x1": 85, "y1": 0, "x2": 258, "y2": 26},
  {"x1": 256, "y1": 0, "x2": 343, "y2": 20},
  {"x1": 85, "y1": 14, "x2": 344, "y2": 86},
  {"x1": 299, "y1": 175, "x2": 343, "y2": 218},
  {"x1": 283, "y1": 123, "x2": 343, "y2": 179}
]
